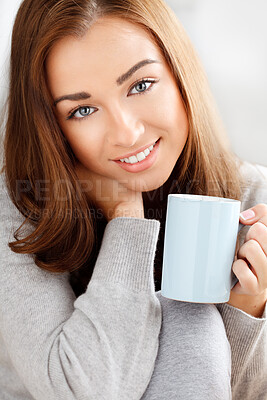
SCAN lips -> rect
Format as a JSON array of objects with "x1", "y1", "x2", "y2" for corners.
[
  {"x1": 112, "y1": 140, "x2": 158, "y2": 161},
  {"x1": 112, "y1": 138, "x2": 161, "y2": 173}
]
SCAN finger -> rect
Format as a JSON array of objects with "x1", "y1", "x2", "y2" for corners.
[
  {"x1": 234, "y1": 236, "x2": 240, "y2": 260},
  {"x1": 245, "y1": 220, "x2": 267, "y2": 256},
  {"x1": 240, "y1": 203, "x2": 267, "y2": 226},
  {"x1": 237, "y1": 239, "x2": 267, "y2": 290},
  {"x1": 232, "y1": 258, "x2": 259, "y2": 295}
]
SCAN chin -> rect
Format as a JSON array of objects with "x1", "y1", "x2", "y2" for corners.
[{"x1": 126, "y1": 173, "x2": 170, "y2": 193}]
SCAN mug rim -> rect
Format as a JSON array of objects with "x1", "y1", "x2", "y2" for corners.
[{"x1": 168, "y1": 194, "x2": 241, "y2": 203}]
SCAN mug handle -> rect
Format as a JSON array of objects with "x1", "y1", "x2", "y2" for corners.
[{"x1": 230, "y1": 222, "x2": 245, "y2": 289}]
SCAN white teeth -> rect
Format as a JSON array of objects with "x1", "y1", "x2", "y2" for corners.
[
  {"x1": 144, "y1": 148, "x2": 150, "y2": 156},
  {"x1": 129, "y1": 155, "x2": 138, "y2": 164},
  {"x1": 120, "y1": 141, "x2": 157, "y2": 164},
  {"x1": 136, "y1": 152, "x2": 146, "y2": 162}
]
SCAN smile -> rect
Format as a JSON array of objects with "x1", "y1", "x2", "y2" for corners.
[
  {"x1": 120, "y1": 142, "x2": 156, "y2": 164},
  {"x1": 112, "y1": 138, "x2": 161, "y2": 173}
]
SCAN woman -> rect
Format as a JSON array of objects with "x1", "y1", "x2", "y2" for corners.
[{"x1": 0, "y1": 0, "x2": 266, "y2": 399}]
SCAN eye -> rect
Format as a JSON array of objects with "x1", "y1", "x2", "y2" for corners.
[
  {"x1": 67, "y1": 106, "x2": 97, "y2": 120},
  {"x1": 129, "y1": 79, "x2": 156, "y2": 95}
]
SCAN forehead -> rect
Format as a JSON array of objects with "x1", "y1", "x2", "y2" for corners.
[{"x1": 46, "y1": 17, "x2": 164, "y2": 94}]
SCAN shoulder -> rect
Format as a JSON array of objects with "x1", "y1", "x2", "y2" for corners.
[
  {"x1": 0, "y1": 173, "x2": 26, "y2": 236},
  {"x1": 239, "y1": 160, "x2": 267, "y2": 183},
  {"x1": 0, "y1": 172, "x2": 20, "y2": 213},
  {"x1": 238, "y1": 160, "x2": 267, "y2": 210},
  {"x1": 0, "y1": 172, "x2": 14, "y2": 213}
]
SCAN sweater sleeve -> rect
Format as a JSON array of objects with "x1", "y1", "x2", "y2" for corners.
[
  {"x1": 216, "y1": 161, "x2": 267, "y2": 400},
  {"x1": 216, "y1": 303, "x2": 267, "y2": 400},
  {"x1": 0, "y1": 176, "x2": 161, "y2": 400}
]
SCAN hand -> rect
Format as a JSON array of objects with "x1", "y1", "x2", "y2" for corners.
[
  {"x1": 74, "y1": 162, "x2": 144, "y2": 222},
  {"x1": 228, "y1": 204, "x2": 267, "y2": 317}
]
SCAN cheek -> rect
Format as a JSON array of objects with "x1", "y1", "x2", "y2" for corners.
[
  {"x1": 60, "y1": 123, "x2": 104, "y2": 169},
  {"x1": 146, "y1": 82, "x2": 188, "y2": 131},
  {"x1": 165, "y1": 88, "x2": 188, "y2": 129}
]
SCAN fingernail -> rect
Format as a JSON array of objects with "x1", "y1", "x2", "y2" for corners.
[{"x1": 240, "y1": 209, "x2": 255, "y2": 220}]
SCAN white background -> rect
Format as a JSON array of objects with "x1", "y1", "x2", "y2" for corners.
[{"x1": 1, "y1": 0, "x2": 266, "y2": 166}]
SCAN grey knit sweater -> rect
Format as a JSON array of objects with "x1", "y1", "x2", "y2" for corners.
[{"x1": 0, "y1": 161, "x2": 266, "y2": 400}]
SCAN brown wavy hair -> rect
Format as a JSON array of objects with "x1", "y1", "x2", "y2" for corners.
[{"x1": 2, "y1": 0, "x2": 243, "y2": 292}]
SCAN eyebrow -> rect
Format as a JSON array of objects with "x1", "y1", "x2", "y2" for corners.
[
  {"x1": 116, "y1": 58, "x2": 160, "y2": 85},
  {"x1": 53, "y1": 58, "x2": 160, "y2": 107}
]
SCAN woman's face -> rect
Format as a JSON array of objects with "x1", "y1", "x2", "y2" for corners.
[{"x1": 46, "y1": 16, "x2": 188, "y2": 192}]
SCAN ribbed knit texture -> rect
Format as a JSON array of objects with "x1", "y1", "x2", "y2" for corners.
[
  {"x1": 0, "y1": 161, "x2": 266, "y2": 400},
  {"x1": 91, "y1": 217, "x2": 160, "y2": 292},
  {"x1": 217, "y1": 303, "x2": 266, "y2": 382},
  {"x1": 216, "y1": 161, "x2": 267, "y2": 399},
  {"x1": 0, "y1": 173, "x2": 162, "y2": 400}
]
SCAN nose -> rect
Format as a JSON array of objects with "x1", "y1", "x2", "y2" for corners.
[{"x1": 106, "y1": 104, "x2": 145, "y2": 147}]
